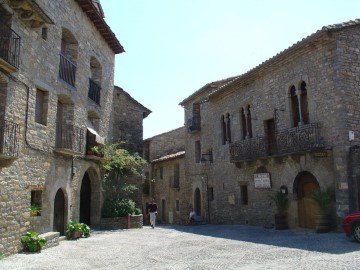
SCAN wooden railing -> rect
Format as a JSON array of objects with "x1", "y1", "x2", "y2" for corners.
[
  {"x1": 88, "y1": 78, "x2": 101, "y2": 105},
  {"x1": 59, "y1": 53, "x2": 76, "y2": 87},
  {"x1": 0, "y1": 21, "x2": 21, "y2": 69},
  {"x1": 0, "y1": 119, "x2": 20, "y2": 158},
  {"x1": 230, "y1": 123, "x2": 323, "y2": 162}
]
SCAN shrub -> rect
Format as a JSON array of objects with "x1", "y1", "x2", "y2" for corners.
[
  {"x1": 102, "y1": 198, "x2": 141, "y2": 217},
  {"x1": 21, "y1": 231, "x2": 47, "y2": 252}
]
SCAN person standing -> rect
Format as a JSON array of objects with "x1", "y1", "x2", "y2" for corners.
[{"x1": 148, "y1": 199, "x2": 158, "y2": 229}]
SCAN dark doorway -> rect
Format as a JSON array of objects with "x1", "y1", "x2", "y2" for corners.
[
  {"x1": 54, "y1": 189, "x2": 65, "y2": 236},
  {"x1": 265, "y1": 118, "x2": 277, "y2": 156},
  {"x1": 194, "y1": 188, "x2": 201, "y2": 216},
  {"x1": 295, "y1": 171, "x2": 319, "y2": 229},
  {"x1": 80, "y1": 172, "x2": 91, "y2": 225}
]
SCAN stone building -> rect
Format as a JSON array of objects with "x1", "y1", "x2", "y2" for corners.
[
  {"x1": 111, "y1": 85, "x2": 151, "y2": 209},
  {"x1": 142, "y1": 127, "x2": 189, "y2": 224},
  {"x1": 0, "y1": 0, "x2": 123, "y2": 256},
  {"x1": 180, "y1": 19, "x2": 360, "y2": 229}
]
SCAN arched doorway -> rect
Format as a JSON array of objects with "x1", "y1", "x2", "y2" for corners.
[
  {"x1": 194, "y1": 188, "x2": 201, "y2": 216},
  {"x1": 80, "y1": 172, "x2": 91, "y2": 225},
  {"x1": 295, "y1": 171, "x2": 319, "y2": 229},
  {"x1": 54, "y1": 189, "x2": 66, "y2": 236}
]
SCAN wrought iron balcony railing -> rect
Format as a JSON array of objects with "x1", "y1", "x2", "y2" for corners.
[
  {"x1": 230, "y1": 123, "x2": 323, "y2": 162},
  {"x1": 88, "y1": 78, "x2": 101, "y2": 105},
  {"x1": 0, "y1": 21, "x2": 21, "y2": 70},
  {"x1": 187, "y1": 116, "x2": 201, "y2": 133},
  {"x1": 0, "y1": 119, "x2": 20, "y2": 158},
  {"x1": 59, "y1": 53, "x2": 76, "y2": 87},
  {"x1": 55, "y1": 123, "x2": 85, "y2": 154}
]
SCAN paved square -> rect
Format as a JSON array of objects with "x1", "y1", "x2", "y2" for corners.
[{"x1": 1, "y1": 225, "x2": 359, "y2": 270}]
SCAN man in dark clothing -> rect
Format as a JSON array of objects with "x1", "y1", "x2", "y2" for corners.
[{"x1": 148, "y1": 199, "x2": 158, "y2": 229}]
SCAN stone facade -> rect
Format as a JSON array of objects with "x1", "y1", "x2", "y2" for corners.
[
  {"x1": 0, "y1": 0, "x2": 123, "y2": 256},
  {"x1": 111, "y1": 85, "x2": 151, "y2": 210},
  {"x1": 142, "y1": 127, "x2": 189, "y2": 224},
  {"x1": 179, "y1": 20, "x2": 360, "y2": 229}
]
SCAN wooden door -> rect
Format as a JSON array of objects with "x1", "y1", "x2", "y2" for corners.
[
  {"x1": 297, "y1": 172, "x2": 319, "y2": 229},
  {"x1": 266, "y1": 119, "x2": 277, "y2": 156},
  {"x1": 54, "y1": 189, "x2": 65, "y2": 236},
  {"x1": 80, "y1": 172, "x2": 91, "y2": 225}
]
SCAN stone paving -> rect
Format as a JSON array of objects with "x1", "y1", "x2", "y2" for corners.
[{"x1": 0, "y1": 224, "x2": 359, "y2": 270}]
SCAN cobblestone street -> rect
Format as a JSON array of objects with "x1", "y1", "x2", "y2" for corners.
[{"x1": 1, "y1": 225, "x2": 359, "y2": 270}]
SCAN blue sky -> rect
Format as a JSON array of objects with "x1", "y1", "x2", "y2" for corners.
[{"x1": 101, "y1": 0, "x2": 360, "y2": 139}]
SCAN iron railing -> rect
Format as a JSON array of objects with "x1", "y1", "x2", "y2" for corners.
[
  {"x1": 230, "y1": 123, "x2": 323, "y2": 162},
  {"x1": 0, "y1": 21, "x2": 21, "y2": 69},
  {"x1": 59, "y1": 53, "x2": 76, "y2": 87},
  {"x1": 0, "y1": 119, "x2": 20, "y2": 158},
  {"x1": 88, "y1": 78, "x2": 101, "y2": 105},
  {"x1": 55, "y1": 123, "x2": 85, "y2": 154},
  {"x1": 187, "y1": 116, "x2": 201, "y2": 133}
]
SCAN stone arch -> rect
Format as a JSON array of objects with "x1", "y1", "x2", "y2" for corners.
[
  {"x1": 53, "y1": 188, "x2": 68, "y2": 236},
  {"x1": 90, "y1": 56, "x2": 102, "y2": 84},
  {"x1": 293, "y1": 171, "x2": 319, "y2": 229},
  {"x1": 78, "y1": 165, "x2": 102, "y2": 226},
  {"x1": 61, "y1": 27, "x2": 78, "y2": 63}
]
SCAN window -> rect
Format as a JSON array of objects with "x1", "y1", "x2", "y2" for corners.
[
  {"x1": 31, "y1": 190, "x2": 42, "y2": 216},
  {"x1": 41, "y1": 27, "x2": 47, "y2": 40},
  {"x1": 240, "y1": 106, "x2": 253, "y2": 139},
  {"x1": 195, "y1": 140, "x2": 201, "y2": 163},
  {"x1": 35, "y1": 89, "x2": 48, "y2": 125},
  {"x1": 173, "y1": 163, "x2": 180, "y2": 188},
  {"x1": 240, "y1": 185, "x2": 248, "y2": 205},
  {"x1": 290, "y1": 81, "x2": 309, "y2": 127},
  {"x1": 221, "y1": 113, "x2": 232, "y2": 144},
  {"x1": 175, "y1": 200, "x2": 180, "y2": 212},
  {"x1": 160, "y1": 167, "x2": 163, "y2": 179}
]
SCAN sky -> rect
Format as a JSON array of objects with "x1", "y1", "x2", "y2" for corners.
[{"x1": 101, "y1": 0, "x2": 360, "y2": 139}]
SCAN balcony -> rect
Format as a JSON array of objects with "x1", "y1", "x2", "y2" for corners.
[
  {"x1": 88, "y1": 78, "x2": 101, "y2": 105},
  {"x1": 230, "y1": 123, "x2": 323, "y2": 162},
  {"x1": 54, "y1": 123, "x2": 85, "y2": 155},
  {"x1": 59, "y1": 53, "x2": 76, "y2": 87},
  {"x1": 187, "y1": 116, "x2": 201, "y2": 133},
  {"x1": 0, "y1": 119, "x2": 20, "y2": 158},
  {"x1": 0, "y1": 22, "x2": 21, "y2": 72}
]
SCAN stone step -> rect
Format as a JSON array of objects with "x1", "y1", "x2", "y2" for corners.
[{"x1": 39, "y1": 232, "x2": 60, "y2": 250}]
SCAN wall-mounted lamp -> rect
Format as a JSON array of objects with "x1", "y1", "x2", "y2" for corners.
[{"x1": 280, "y1": 185, "x2": 288, "y2": 195}]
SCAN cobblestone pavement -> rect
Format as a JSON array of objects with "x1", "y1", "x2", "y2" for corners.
[{"x1": 1, "y1": 224, "x2": 359, "y2": 270}]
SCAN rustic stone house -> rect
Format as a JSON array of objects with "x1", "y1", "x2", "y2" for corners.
[
  {"x1": 111, "y1": 85, "x2": 151, "y2": 209},
  {"x1": 180, "y1": 19, "x2": 360, "y2": 229},
  {"x1": 0, "y1": 0, "x2": 123, "y2": 256},
  {"x1": 142, "y1": 127, "x2": 189, "y2": 224}
]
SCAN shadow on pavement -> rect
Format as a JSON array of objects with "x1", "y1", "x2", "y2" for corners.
[{"x1": 161, "y1": 224, "x2": 359, "y2": 255}]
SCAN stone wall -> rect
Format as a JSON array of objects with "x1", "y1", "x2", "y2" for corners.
[
  {"x1": 99, "y1": 215, "x2": 143, "y2": 230},
  {"x1": 181, "y1": 24, "x2": 360, "y2": 228},
  {"x1": 0, "y1": 0, "x2": 118, "y2": 256}
]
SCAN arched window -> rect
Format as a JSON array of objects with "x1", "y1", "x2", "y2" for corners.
[
  {"x1": 300, "y1": 81, "x2": 309, "y2": 125},
  {"x1": 226, "y1": 113, "x2": 231, "y2": 143},
  {"x1": 241, "y1": 108, "x2": 247, "y2": 140},
  {"x1": 290, "y1": 85, "x2": 300, "y2": 127},
  {"x1": 59, "y1": 28, "x2": 78, "y2": 87},
  {"x1": 246, "y1": 105, "x2": 253, "y2": 138}
]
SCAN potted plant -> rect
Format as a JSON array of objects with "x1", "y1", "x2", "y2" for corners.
[
  {"x1": 65, "y1": 220, "x2": 82, "y2": 239},
  {"x1": 80, "y1": 223, "x2": 90, "y2": 238},
  {"x1": 20, "y1": 231, "x2": 47, "y2": 252},
  {"x1": 270, "y1": 191, "x2": 289, "y2": 230},
  {"x1": 312, "y1": 188, "x2": 334, "y2": 233},
  {"x1": 30, "y1": 203, "x2": 41, "y2": 216}
]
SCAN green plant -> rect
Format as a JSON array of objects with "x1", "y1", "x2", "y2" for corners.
[
  {"x1": 65, "y1": 220, "x2": 82, "y2": 239},
  {"x1": 0, "y1": 253, "x2": 4, "y2": 260},
  {"x1": 270, "y1": 191, "x2": 289, "y2": 215},
  {"x1": 30, "y1": 203, "x2": 41, "y2": 216},
  {"x1": 80, "y1": 223, "x2": 90, "y2": 238},
  {"x1": 102, "y1": 198, "x2": 141, "y2": 218},
  {"x1": 311, "y1": 188, "x2": 334, "y2": 215},
  {"x1": 21, "y1": 231, "x2": 47, "y2": 252}
]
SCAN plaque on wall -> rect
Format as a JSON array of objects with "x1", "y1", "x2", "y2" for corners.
[{"x1": 254, "y1": 173, "x2": 271, "y2": 189}]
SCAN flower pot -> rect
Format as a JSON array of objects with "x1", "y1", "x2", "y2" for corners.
[
  {"x1": 315, "y1": 214, "x2": 331, "y2": 233},
  {"x1": 274, "y1": 214, "x2": 288, "y2": 230}
]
